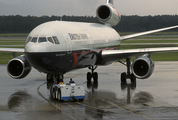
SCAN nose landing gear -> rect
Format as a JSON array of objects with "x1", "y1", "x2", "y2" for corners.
[
  {"x1": 87, "y1": 66, "x2": 98, "y2": 82},
  {"x1": 46, "y1": 74, "x2": 63, "y2": 84}
]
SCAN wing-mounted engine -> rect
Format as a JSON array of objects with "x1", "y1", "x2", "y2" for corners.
[
  {"x1": 7, "y1": 55, "x2": 32, "y2": 79},
  {"x1": 96, "y1": 3, "x2": 121, "y2": 26},
  {"x1": 131, "y1": 56, "x2": 155, "y2": 79}
]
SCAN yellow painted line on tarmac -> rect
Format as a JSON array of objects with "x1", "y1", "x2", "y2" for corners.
[
  {"x1": 37, "y1": 83, "x2": 77, "y2": 120},
  {"x1": 76, "y1": 102, "x2": 101, "y2": 110},
  {"x1": 103, "y1": 99, "x2": 152, "y2": 120}
]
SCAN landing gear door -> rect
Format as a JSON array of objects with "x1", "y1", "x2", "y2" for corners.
[{"x1": 63, "y1": 34, "x2": 72, "y2": 54}]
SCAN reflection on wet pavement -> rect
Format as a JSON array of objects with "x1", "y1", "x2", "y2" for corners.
[
  {"x1": 133, "y1": 91, "x2": 154, "y2": 106},
  {"x1": 8, "y1": 91, "x2": 32, "y2": 112},
  {"x1": 1, "y1": 62, "x2": 178, "y2": 119}
]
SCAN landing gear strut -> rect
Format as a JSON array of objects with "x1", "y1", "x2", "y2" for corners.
[
  {"x1": 47, "y1": 74, "x2": 63, "y2": 84},
  {"x1": 120, "y1": 58, "x2": 136, "y2": 83},
  {"x1": 87, "y1": 66, "x2": 98, "y2": 82}
]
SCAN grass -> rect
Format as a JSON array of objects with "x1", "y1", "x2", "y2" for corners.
[
  {"x1": 0, "y1": 33, "x2": 28, "y2": 37},
  {"x1": 122, "y1": 40, "x2": 178, "y2": 44},
  {"x1": 0, "y1": 52, "x2": 22, "y2": 64},
  {"x1": 119, "y1": 31, "x2": 178, "y2": 36},
  {"x1": 151, "y1": 52, "x2": 178, "y2": 61},
  {"x1": 0, "y1": 42, "x2": 25, "y2": 45}
]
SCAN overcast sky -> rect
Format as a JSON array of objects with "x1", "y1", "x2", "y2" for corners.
[{"x1": 0, "y1": 0, "x2": 178, "y2": 16}]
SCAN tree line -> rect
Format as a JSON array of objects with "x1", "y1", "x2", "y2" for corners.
[{"x1": 0, "y1": 15, "x2": 178, "y2": 33}]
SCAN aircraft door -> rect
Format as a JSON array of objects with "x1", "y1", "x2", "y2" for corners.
[{"x1": 63, "y1": 34, "x2": 72, "y2": 54}]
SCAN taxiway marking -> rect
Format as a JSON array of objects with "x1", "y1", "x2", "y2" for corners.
[
  {"x1": 102, "y1": 99, "x2": 152, "y2": 120},
  {"x1": 37, "y1": 82, "x2": 77, "y2": 120}
]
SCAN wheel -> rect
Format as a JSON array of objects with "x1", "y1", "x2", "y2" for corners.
[
  {"x1": 50, "y1": 87, "x2": 53, "y2": 98},
  {"x1": 57, "y1": 88, "x2": 61, "y2": 101},
  {"x1": 47, "y1": 74, "x2": 53, "y2": 82},
  {"x1": 87, "y1": 72, "x2": 92, "y2": 82},
  {"x1": 121, "y1": 82, "x2": 127, "y2": 90},
  {"x1": 52, "y1": 88, "x2": 56, "y2": 99},
  {"x1": 130, "y1": 73, "x2": 136, "y2": 83},
  {"x1": 93, "y1": 72, "x2": 98, "y2": 82},
  {"x1": 121, "y1": 72, "x2": 127, "y2": 83},
  {"x1": 93, "y1": 80, "x2": 98, "y2": 89},
  {"x1": 87, "y1": 80, "x2": 92, "y2": 89},
  {"x1": 131, "y1": 81, "x2": 136, "y2": 90}
]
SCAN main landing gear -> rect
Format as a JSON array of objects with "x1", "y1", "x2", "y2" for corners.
[
  {"x1": 120, "y1": 58, "x2": 136, "y2": 83},
  {"x1": 47, "y1": 74, "x2": 63, "y2": 84},
  {"x1": 87, "y1": 66, "x2": 98, "y2": 82}
]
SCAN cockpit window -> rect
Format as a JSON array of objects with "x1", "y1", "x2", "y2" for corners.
[
  {"x1": 26, "y1": 36, "x2": 32, "y2": 44},
  {"x1": 47, "y1": 37, "x2": 54, "y2": 44},
  {"x1": 31, "y1": 37, "x2": 38, "y2": 43},
  {"x1": 53, "y1": 36, "x2": 60, "y2": 44},
  {"x1": 38, "y1": 37, "x2": 47, "y2": 43}
]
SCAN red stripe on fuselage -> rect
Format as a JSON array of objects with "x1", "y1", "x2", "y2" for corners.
[{"x1": 72, "y1": 47, "x2": 119, "y2": 68}]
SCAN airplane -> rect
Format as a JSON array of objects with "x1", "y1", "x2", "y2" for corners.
[{"x1": 0, "y1": 0, "x2": 178, "y2": 84}]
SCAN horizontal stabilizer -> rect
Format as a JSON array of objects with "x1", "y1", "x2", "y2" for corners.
[{"x1": 120, "y1": 25, "x2": 178, "y2": 41}]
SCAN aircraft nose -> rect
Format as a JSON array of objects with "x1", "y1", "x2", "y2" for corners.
[
  {"x1": 25, "y1": 44, "x2": 47, "y2": 53},
  {"x1": 35, "y1": 44, "x2": 47, "y2": 52}
]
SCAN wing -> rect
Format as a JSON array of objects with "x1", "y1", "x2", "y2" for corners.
[
  {"x1": 0, "y1": 48, "x2": 24, "y2": 53},
  {"x1": 120, "y1": 25, "x2": 178, "y2": 41},
  {"x1": 0, "y1": 48, "x2": 24, "y2": 57},
  {"x1": 101, "y1": 47, "x2": 178, "y2": 63}
]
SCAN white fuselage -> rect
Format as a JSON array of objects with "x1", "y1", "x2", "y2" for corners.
[
  {"x1": 25, "y1": 21, "x2": 120, "y2": 52},
  {"x1": 25, "y1": 21, "x2": 120, "y2": 74}
]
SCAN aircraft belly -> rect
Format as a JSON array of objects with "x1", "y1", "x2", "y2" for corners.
[
  {"x1": 25, "y1": 52, "x2": 73, "y2": 74},
  {"x1": 25, "y1": 50, "x2": 97, "y2": 74}
]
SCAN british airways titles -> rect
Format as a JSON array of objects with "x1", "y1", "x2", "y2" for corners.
[{"x1": 68, "y1": 33, "x2": 89, "y2": 40}]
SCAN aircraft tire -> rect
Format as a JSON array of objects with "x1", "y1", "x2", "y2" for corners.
[
  {"x1": 87, "y1": 72, "x2": 92, "y2": 82},
  {"x1": 47, "y1": 74, "x2": 53, "y2": 82},
  {"x1": 93, "y1": 72, "x2": 98, "y2": 82},
  {"x1": 52, "y1": 88, "x2": 56, "y2": 99},
  {"x1": 121, "y1": 72, "x2": 127, "y2": 83},
  {"x1": 130, "y1": 73, "x2": 136, "y2": 83},
  {"x1": 58, "y1": 88, "x2": 62, "y2": 101}
]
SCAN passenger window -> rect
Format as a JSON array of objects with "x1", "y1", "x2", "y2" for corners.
[
  {"x1": 47, "y1": 37, "x2": 54, "y2": 44},
  {"x1": 31, "y1": 37, "x2": 37, "y2": 43},
  {"x1": 38, "y1": 37, "x2": 47, "y2": 43},
  {"x1": 53, "y1": 36, "x2": 60, "y2": 44},
  {"x1": 26, "y1": 36, "x2": 32, "y2": 44}
]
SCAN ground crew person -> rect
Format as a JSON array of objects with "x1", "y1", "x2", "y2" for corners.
[{"x1": 69, "y1": 78, "x2": 75, "y2": 83}]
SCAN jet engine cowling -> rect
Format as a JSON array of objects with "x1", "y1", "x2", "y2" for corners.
[
  {"x1": 7, "y1": 55, "x2": 32, "y2": 79},
  {"x1": 131, "y1": 57, "x2": 155, "y2": 79},
  {"x1": 96, "y1": 4, "x2": 121, "y2": 26}
]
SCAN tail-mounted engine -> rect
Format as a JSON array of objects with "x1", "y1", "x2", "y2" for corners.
[
  {"x1": 7, "y1": 55, "x2": 32, "y2": 79},
  {"x1": 96, "y1": 4, "x2": 121, "y2": 26},
  {"x1": 131, "y1": 56, "x2": 155, "y2": 79}
]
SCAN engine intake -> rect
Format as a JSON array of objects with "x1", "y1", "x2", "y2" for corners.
[
  {"x1": 131, "y1": 57, "x2": 154, "y2": 79},
  {"x1": 7, "y1": 55, "x2": 32, "y2": 79},
  {"x1": 96, "y1": 4, "x2": 121, "y2": 26}
]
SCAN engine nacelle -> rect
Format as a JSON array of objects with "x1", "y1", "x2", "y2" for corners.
[
  {"x1": 96, "y1": 4, "x2": 121, "y2": 26},
  {"x1": 7, "y1": 55, "x2": 32, "y2": 79},
  {"x1": 131, "y1": 57, "x2": 155, "y2": 79}
]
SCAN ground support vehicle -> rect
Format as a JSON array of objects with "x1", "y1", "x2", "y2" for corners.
[{"x1": 50, "y1": 83, "x2": 85, "y2": 102}]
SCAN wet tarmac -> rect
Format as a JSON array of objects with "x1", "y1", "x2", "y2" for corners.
[{"x1": 0, "y1": 62, "x2": 178, "y2": 120}]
